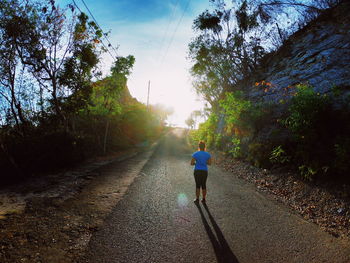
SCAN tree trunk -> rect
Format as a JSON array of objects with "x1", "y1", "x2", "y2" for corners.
[
  {"x1": 9, "y1": 98, "x2": 20, "y2": 128},
  {"x1": 51, "y1": 76, "x2": 64, "y2": 122},
  {"x1": 15, "y1": 101, "x2": 26, "y2": 126},
  {"x1": 39, "y1": 85, "x2": 44, "y2": 116}
]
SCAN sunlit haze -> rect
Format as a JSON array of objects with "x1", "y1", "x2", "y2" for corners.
[{"x1": 57, "y1": 0, "x2": 211, "y2": 126}]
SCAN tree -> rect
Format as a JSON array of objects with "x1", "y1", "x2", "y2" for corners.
[
  {"x1": 188, "y1": 0, "x2": 265, "y2": 109},
  {"x1": 0, "y1": 0, "x2": 104, "y2": 124},
  {"x1": 188, "y1": 0, "x2": 341, "y2": 109},
  {"x1": 186, "y1": 110, "x2": 202, "y2": 129},
  {"x1": 150, "y1": 104, "x2": 174, "y2": 126},
  {"x1": 0, "y1": 0, "x2": 31, "y2": 130},
  {"x1": 185, "y1": 116, "x2": 195, "y2": 130},
  {"x1": 88, "y1": 55, "x2": 135, "y2": 153},
  {"x1": 59, "y1": 11, "x2": 103, "y2": 116}
]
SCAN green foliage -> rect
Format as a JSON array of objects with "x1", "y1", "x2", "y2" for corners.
[
  {"x1": 189, "y1": 0, "x2": 265, "y2": 107},
  {"x1": 0, "y1": 0, "x2": 107, "y2": 121},
  {"x1": 80, "y1": 56, "x2": 166, "y2": 151},
  {"x1": 235, "y1": 0, "x2": 259, "y2": 33},
  {"x1": 220, "y1": 92, "x2": 251, "y2": 132},
  {"x1": 269, "y1": 145, "x2": 290, "y2": 164},
  {"x1": 282, "y1": 84, "x2": 350, "y2": 180},
  {"x1": 87, "y1": 55, "x2": 135, "y2": 117},
  {"x1": 111, "y1": 55, "x2": 135, "y2": 77},
  {"x1": 283, "y1": 84, "x2": 331, "y2": 138},
  {"x1": 88, "y1": 75, "x2": 124, "y2": 116},
  {"x1": 220, "y1": 91, "x2": 271, "y2": 139},
  {"x1": 189, "y1": 90, "x2": 273, "y2": 163},
  {"x1": 189, "y1": 0, "x2": 319, "y2": 107},
  {"x1": 188, "y1": 1, "x2": 350, "y2": 183},
  {"x1": 188, "y1": 113, "x2": 219, "y2": 150},
  {"x1": 0, "y1": 2, "x2": 167, "y2": 181},
  {"x1": 120, "y1": 103, "x2": 159, "y2": 144},
  {"x1": 281, "y1": 85, "x2": 331, "y2": 179},
  {"x1": 298, "y1": 165, "x2": 318, "y2": 181},
  {"x1": 214, "y1": 133, "x2": 224, "y2": 149},
  {"x1": 230, "y1": 137, "x2": 243, "y2": 158},
  {"x1": 185, "y1": 110, "x2": 202, "y2": 130},
  {"x1": 247, "y1": 143, "x2": 272, "y2": 167},
  {"x1": 185, "y1": 117, "x2": 195, "y2": 130},
  {"x1": 193, "y1": 10, "x2": 222, "y2": 32},
  {"x1": 194, "y1": 81, "x2": 350, "y2": 182}
]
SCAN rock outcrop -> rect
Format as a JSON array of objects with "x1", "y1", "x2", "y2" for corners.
[{"x1": 246, "y1": 1, "x2": 350, "y2": 103}]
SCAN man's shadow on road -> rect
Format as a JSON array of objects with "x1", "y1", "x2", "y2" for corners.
[{"x1": 195, "y1": 203, "x2": 239, "y2": 263}]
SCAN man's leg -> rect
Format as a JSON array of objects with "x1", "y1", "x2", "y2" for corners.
[
  {"x1": 196, "y1": 188, "x2": 200, "y2": 199},
  {"x1": 194, "y1": 171, "x2": 200, "y2": 202},
  {"x1": 202, "y1": 189, "x2": 207, "y2": 200},
  {"x1": 201, "y1": 171, "x2": 208, "y2": 201}
]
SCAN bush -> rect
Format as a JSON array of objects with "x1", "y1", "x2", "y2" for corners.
[
  {"x1": 0, "y1": 129, "x2": 87, "y2": 183},
  {"x1": 0, "y1": 101, "x2": 167, "y2": 183},
  {"x1": 247, "y1": 142, "x2": 273, "y2": 167},
  {"x1": 269, "y1": 145, "x2": 290, "y2": 165},
  {"x1": 283, "y1": 84, "x2": 350, "y2": 180},
  {"x1": 192, "y1": 83, "x2": 350, "y2": 183},
  {"x1": 229, "y1": 137, "x2": 243, "y2": 158},
  {"x1": 187, "y1": 113, "x2": 219, "y2": 150}
]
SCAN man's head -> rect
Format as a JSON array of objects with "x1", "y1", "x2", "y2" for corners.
[{"x1": 198, "y1": 141, "x2": 206, "y2": 151}]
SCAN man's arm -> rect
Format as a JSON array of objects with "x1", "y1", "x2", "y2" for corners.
[
  {"x1": 207, "y1": 157, "x2": 212, "y2": 165},
  {"x1": 190, "y1": 158, "x2": 196, "y2": 165}
]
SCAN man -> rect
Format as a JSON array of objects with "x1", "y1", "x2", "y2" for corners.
[{"x1": 191, "y1": 141, "x2": 212, "y2": 203}]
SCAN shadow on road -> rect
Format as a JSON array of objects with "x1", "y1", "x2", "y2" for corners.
[{"x1": 196, "y1": 203, "x2": 239, "y2": 263}]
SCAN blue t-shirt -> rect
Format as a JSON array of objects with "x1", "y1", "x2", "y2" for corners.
[{"x1": 192, "y1": 151, "x2": 211, "y2": 171}]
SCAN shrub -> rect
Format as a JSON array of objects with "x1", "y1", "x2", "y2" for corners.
[
  {"x1": 269, "y1": 145, "x2": 290, "y2": 164},
  {"x1": 220, "y1": 91, "x2": 253, "y2": 136},
  {"x1": 247, "y1": 142, "x2": 273, "y2": 167},
  {"x1": 283, "y1": 84, "x2": 332, "y2": 141},
  {"x1": 229, "y1": 137, "x2": 243, "y2": 158},
  {"x1": 193, "y1": 83, "x2": 350, "y2": 183},
  {"x1": 283, "y1": 84, "x2": 350, "y2": 180},
  {"x1": 0, "y1": 129, "x2": 87, "y2": 183},
  {"x1": 187, "y1": 113, "x2": 219, "y2": 150}
]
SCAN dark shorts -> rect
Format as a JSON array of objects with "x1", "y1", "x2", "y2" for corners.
[{"x1": 194, "y1": 170, "x2": 208, "y2": 189}]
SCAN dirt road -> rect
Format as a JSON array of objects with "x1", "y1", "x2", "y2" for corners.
[{"x1": 80, "y1": 129, "x2": 350, "y2": 263}]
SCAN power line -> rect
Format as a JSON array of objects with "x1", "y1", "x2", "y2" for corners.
[
  {"x1": 71, "y1": 0, "x2": 116, "y2": 61},
  {"x1": 79, "y1": 0, "x2": 119, "y2": 57},
  {"x1": 157, "y1": 0, "x2": 181, "y2": 61},
  {"x1": 160, "y1": 0, "x2": 192, "y2": 65}
]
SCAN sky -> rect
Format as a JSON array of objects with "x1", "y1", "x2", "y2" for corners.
[{"x1": 57, "y1": 0, "x2": 212, "y2": 126}]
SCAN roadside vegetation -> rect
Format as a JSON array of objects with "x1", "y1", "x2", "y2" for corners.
[
  {"x1": 0, "y1": 0, "x2": 171, "y2": 183},
  {"x1": 187, "y1": 0, "x2": 350, "y2": 183}
]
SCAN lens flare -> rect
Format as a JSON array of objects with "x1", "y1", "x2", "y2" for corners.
[{"x1": 177, "y1": 193, "x2": 188, "y2": 208}]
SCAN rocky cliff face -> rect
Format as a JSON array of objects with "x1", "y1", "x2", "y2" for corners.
[{"x1": 247, "y1": 1, "x2": 350, "y2": 103}]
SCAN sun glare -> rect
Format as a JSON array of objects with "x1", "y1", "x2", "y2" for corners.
[{"x1": 177, "y1": 193, "x2": 188, "y2": 208}]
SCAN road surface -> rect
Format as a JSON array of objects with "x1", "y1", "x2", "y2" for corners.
[{"x1": 80, "y1": 129, "x2": 350, "y2": 263}]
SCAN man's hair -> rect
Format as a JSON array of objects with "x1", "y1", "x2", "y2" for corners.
[{"x1": 198, "y1": 141, "x2": 206, "y2": 151}]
